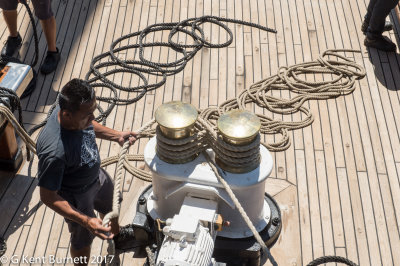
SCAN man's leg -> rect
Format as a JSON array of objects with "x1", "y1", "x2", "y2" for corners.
[
  {"x1": 368, "y1": 0, "x2": 398, "y2": 35},
  {"x1": 39, "y1": 15, "x2": 59, "y2": 74},
  {"x1": 365, "y1": 0, "x2": 378, "y2": 21},
  {"x1": 362, "y1": 0, "x2": 393, "y2": 33},
  {"x1": 70, "y1": 245, "x2": 90, "y2": 266},
  {"x1": 39, "y1": 16, "x2": 57, "y2": 52},
  {"x1": 57, "y1": 186, "x2": 97, "y2": 266},
  {"x1": 1, "y1": 3, "x2": 22, "y2": 57},
  {"x1": 2, "y1": 10, "x2": 18, "y2": 37},
  {"x1": 31, "y1": 0, "x2": 60, "y2": 73},
  {"x1": 364, "y1": 0, "x2": 399, "y2": 51}
]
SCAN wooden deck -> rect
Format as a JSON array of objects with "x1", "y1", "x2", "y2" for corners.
[{"x1": 1, "y1": 0, "x2": 400, "y2": 265}]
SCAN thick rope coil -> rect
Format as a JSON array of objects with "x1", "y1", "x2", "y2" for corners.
[
  {"x1": 83, "y1": 16, "x2": 277, "y2": 126},
  {"x1": 217, "y1": 48, "x2": 365, "y2": 151},
  {"x1": 307, "y1": 255, "x2": 358, "y2": 266}
]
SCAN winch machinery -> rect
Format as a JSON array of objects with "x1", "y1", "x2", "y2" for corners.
[{"x1": 133, "y1": 101, "x2": 282, "y2": 266}]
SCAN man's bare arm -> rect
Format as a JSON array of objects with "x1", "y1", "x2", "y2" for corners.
[
  {"x1": 39, "y1": 187, "x2": 113, "y2": 239},
  {"x1": 92, "y1": 120, "x2": 137, "y2": 146}
]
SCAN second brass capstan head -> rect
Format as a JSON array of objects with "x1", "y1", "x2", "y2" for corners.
[{"x1": 217, "y1": 109, "x2": 261, "y2": 146}]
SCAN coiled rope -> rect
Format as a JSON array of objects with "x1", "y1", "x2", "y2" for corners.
[
  {"x1": 84, "y1": 16, "x2": 277, "y2": 125},
  {"x1": 220, "y1": 49, "x2": 366, "y2": 151},
  {"x1": 25, "y1": 16, "x2": 277, "y2": 137},
  {"x1": 307, "y1": 256, "x2": 358, "y2": 266}
]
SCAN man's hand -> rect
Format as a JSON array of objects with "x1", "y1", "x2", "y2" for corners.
[
  {"x1": 117, "y1": 131, "x2": 137, "y2": 146},
  {"x1": 86, "y1": 217, "x2": 114, "y2": 240}
]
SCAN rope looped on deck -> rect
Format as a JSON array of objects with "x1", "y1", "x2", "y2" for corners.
[
  {"x1": 84, "y1": 16, "x2": 277, "y2": 126},
  {"x1": 307, "y1": 255, "x2": 359, "y2": 266}
]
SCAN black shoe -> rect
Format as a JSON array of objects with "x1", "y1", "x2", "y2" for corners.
[
  {"x1": 361, "y1": 20, "x2": 393, "y2": 34},
  {"x1": 364, "y1": 35, "x2": 396, "y2": 52},
  {"x1": 1, "y1": 34, "x2": 22, "y2": 57},
  {"x1": 113, "y1": 225, "x2": 136, "y2": 250},
  {"x1": 40, "y1": 48, "x2": 60, "y2": 74}
]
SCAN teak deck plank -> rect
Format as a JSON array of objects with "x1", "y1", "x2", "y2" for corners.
[{"x1": 1, "y1": 0, "x2": 400, "y2": 265}]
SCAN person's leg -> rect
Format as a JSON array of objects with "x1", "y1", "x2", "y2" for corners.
[
  {"x1": 364, "y1": 0, "x2": 398, "y2": 51},
  {"x1": 365, "y1": 0, "x2": 378, "y2": 21},
  {"x1": 0, "y1": 1, "x2": 22, "y2": 56},
  {"x1": 58, "y1": 188, "x2": 97, "y2": 266},
  {"x1": 2, "y1": 10, "x2": 18, "y2": 37},
  {"x1": 70, "y1": 245, "x2": 90, "y2": 266},
  {"x1": 368, "y1": 0, "x2": 398, "y2": 35},
  {"x1": 362, "y1": 0, "x2": 393, "y2": 33},
  {"x1": 40, "y1": 16, "x2": 57, "y2": 52},
  {"x1": 31, "y1": 0, "x2": 59, "y2": 73},
  {"x1": 31, "y1": 0, "x2": 56, "y2": 51}
]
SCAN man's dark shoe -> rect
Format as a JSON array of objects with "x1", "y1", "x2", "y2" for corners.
[
  {"x1": 1, "y1": 34, "x2": 22, "y2": 57},
  {"x1": 113, "y1": 225, "x2": 136, "y2": 250},
  {"x1": 40, "y1": 48, "x2": 60, "y2": 74},
  {"x1": 364, "y1": 35, "x2": 396, "y2": 52},
  {"x1": 361, "y1": 20, "x2": 393, "y2": 34}
]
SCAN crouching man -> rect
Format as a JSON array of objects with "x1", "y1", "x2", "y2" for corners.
[{"x1": 36, "y1": 79, "x2": 136, "y2": 265}]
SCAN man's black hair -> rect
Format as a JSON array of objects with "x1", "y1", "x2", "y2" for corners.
[{"x1": 59, "y1": 79, "x2": 95, "y2": 113}]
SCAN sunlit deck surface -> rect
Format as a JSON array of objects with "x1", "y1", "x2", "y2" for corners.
[{"x1": 1, "y1": 0, "x2": 400, "y2": 265}]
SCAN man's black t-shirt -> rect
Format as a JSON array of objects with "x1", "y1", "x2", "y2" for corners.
[{"x1": 36, "y1": 106, "x2": 100, "y2": 193}]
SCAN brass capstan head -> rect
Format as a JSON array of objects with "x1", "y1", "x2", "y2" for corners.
[
  {"x1": 216, "y1": 109, "x2": 261, "y2": 173},
  {"x1": 217, "y1": 109, "x2": 261, "y2": 146},
  {"x1": 155, "y1": 101, "x2": 198, "y2": 139}
]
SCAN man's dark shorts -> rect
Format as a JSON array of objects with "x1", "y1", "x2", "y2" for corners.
[
  {"x1": 58, "y1": 168, "x2": 114, "y2": 251},
  {"x1": 0, "y1": 0, "x2": 53, "y2": 20}
]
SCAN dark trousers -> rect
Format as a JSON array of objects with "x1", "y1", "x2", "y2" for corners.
[{"x1": 365, "y1": 0, "x2": 398, "y2": 36}]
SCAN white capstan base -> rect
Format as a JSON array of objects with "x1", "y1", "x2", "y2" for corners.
[{"x1": 144, "y1": 136, "x2": 274, "y2": 239}]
